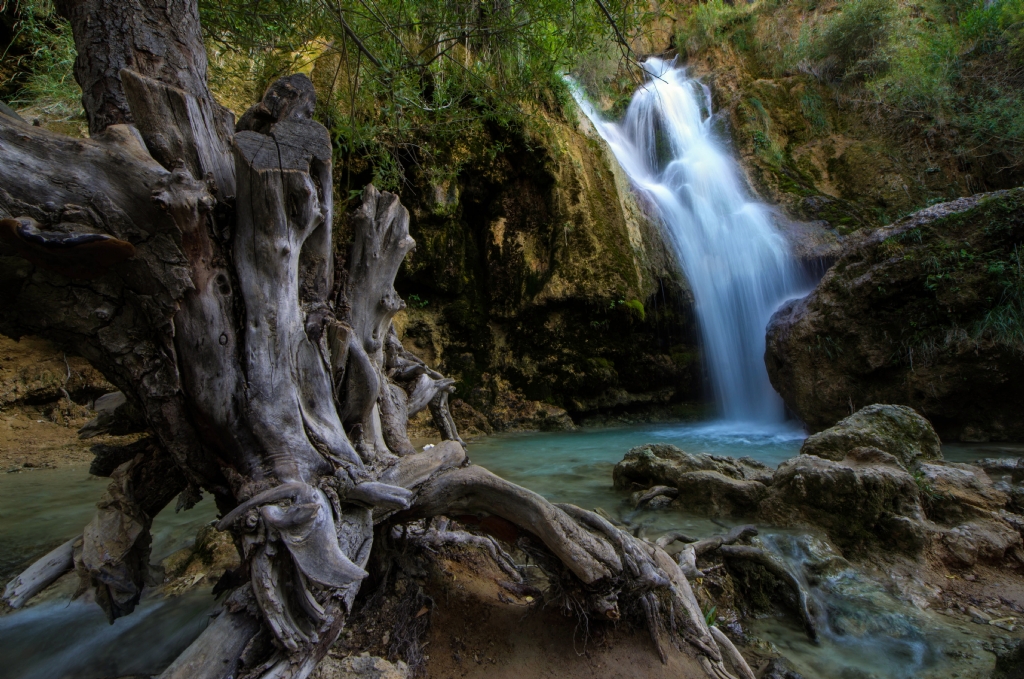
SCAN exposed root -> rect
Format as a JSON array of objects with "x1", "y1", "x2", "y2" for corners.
[
  {"x1": 691, "y1": 525, "x2": 759, "y2": 557},
  {"x1": 655, "y1": 530, "x2": 697, "y2": 548},
  {"x1": 709, "y1": 626, "x2": 757, "y2": 679},
  {"x1": 3, "y1": 536, "x2": 77, "y2": 608},
  {"x1": 397, "y1": 517, "x2": 523, "y2": 583},
  {"x1": 633, "y1": 485, "x2": 680, "y2": 509}
]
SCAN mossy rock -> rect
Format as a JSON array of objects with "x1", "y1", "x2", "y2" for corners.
[
  {"x1": 766, "y1": 188, "x2": 1024, "y2": 441},
  {"x1": 800, "y1": 404, "x2": 942, "y2": 470}
]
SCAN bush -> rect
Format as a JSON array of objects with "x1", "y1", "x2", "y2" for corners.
[
  {"x1": 805, "y1": 0, "x2": 893, "y2": 83},
  {"x1": 4, "y1": 1, "x2": 83, "y2": 120}
]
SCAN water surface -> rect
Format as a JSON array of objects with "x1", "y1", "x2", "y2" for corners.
[
  {"x1": 0, "y1": 464, "x2": 219, "y2": 679},
  {"x1": 2, "y1": 426, "x2": 1019, "y2": 678}
]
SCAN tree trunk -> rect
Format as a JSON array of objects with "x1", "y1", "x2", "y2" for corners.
[{"x1": 0, "y1": 2, "x2": 746, "y2": 678}]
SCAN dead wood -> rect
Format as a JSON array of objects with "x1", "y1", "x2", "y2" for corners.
[
  {"x1": 709, "y1": 626, "x2": 757, "y2": 679},
  {"x1": 3, "y1": 537, "x2": 77, "y2": 609},
  {"x1": 634, "y1": 485, "x2": 680, "y2": 509}
]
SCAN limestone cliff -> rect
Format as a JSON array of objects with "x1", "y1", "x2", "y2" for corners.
[
  {"x1": 765, "y1": 189, "x2": 1024, "y2": 441},
  {"x1": 390, "y1": 109, "x2": 703, "y2": 431}
]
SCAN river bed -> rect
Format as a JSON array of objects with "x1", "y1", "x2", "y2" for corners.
[{"x1": 1, "y1": 422, "x2": 1021, "y2": 679}]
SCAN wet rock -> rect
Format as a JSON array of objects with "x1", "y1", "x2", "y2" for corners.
[
  {"x1": 463, "y1": 373, "x2": 575, "y2": 433},
  {"x1": 0, "y1": 334, "x2": 113, "y2": 407},
  {"x1": 765, "y1": 188, "x2": 1024, "y2": 441},
  {"x1": 977, "y1": 458, "x2": 1024, "y2": 514},
  {"x1": 614, "y1": 443, "x2": 774, "y2": 485},
  {"x1": 994, "y1": 639, "x2": 1024, "y2": 679},
  {"x1": 447, "y1": 398, "x2": 493, "y2": 438},
  {"x1": 917, "y1": 462, "x2": 1009, "y2": 523},
  {"x1": 160, "y1": 523, "x2": 240, "y2": 596},
  {"x1": 312, "y1": 655, "x2": 409, "y2": 679},
  {"x1": 940, "y1": 519, "x2": 1023, "y2": 568},
  {"x1": 390, "y1": 110, "x2": 703, "y2": 430},
  {"x1": 760, "y1": 447, "x2": 926, "y2": 553},
  {"x1": 761, "y1": 657, "x2": 805, "y2": 679},
  {"x1": 613, "y1": 444, "x2": 773, "y2": 516},
  {"x1": 799, "y1": 404, "x2": 942, "y2": 470},
  {"x1": 977, "y1": 457, "x2": 1024, "y2": 485}
]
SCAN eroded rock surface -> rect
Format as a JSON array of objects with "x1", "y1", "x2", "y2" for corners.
[
  {"x1": 312, "y1": 655, "x2": 409, "y2": 679},
  {"x1": 760, "y1": 447, "x2": 927, "y2": 553},
  {"x1": 614, "y1": 443, "x2": 773, "y2": 516},
  {"x1": 618, "y1": 406, "x2": 1024, "y2": 567},
  {"x1": 765, "y1": 188, "x2": 1024, "y2": 441}
]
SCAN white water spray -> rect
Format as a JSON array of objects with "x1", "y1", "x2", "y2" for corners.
[{"x1": 571, "y1": 59, "x2": 806, "y2": 423}]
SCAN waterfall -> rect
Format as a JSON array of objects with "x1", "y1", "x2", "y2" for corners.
[{"x1": 570, "y1": 58, "x2": 806, "y2": 424}]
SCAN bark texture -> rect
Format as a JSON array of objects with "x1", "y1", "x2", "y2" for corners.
[{"x1": 0, "y1": 3, "x2": 749, "y2": 678}]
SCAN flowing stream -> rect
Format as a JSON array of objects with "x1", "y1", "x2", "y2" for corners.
[
  {"x1": 570, "y1": 59, "x2": 808, "y2": 423},
  {"x1": 2, "y1": 435, "x2": 1021, "y2": 678}
]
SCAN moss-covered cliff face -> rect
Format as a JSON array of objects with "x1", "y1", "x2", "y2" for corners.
[
  {"x1": 670, "y1": 0, "x2": 1024, "y2": 235},
  {"x1": 389, "y1": 110, "x2": 703, "y2": 432}
]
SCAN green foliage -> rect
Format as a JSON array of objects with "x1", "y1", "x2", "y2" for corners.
[
  {"x1": 4, "y1": 0, "x2": 651, "y2": 197},
  {"x1": 912, "y1": 470, "x2": 942, "y2": 500},
  {"x1": 805, "y1": 0, "x2": 893, "y2": 83},
  {"x1": 677, "y1": 0, "x2": 755, "y2": 56},
  {"x1": 675, "y1": 0, "x2": 1024, "y2": 179},
  {"x1": 3, "y1": 1, "x2": 83, "y2": 120},
  {"x1": 974, "y1": 246, "x2": 1024, "y2": 347},
  {"x1": 608, "y1": 298, "x2": 646, "y2": 321},
  {"x1": 702, "y1": 604, "x2": 718, "y2": 627},
  {"x1": 196, "y1": 0, "x2": 650, "y2": 198},
  {"x1": 623, "y1": 298, "x2": 645, "y2": 321},
  {"x1": 799, "y1": 91, "x2": 829, "y2": 134},
  {"x1": 741, "y1": 96, "x2": 784, "y2": 166},
  {"x1": 406, "y1": 293, "x2": 430, "y2": 309}
]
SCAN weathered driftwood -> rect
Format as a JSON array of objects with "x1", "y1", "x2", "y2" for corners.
[
  {"x1": 3, "y1": 536, "x2": 77, "y2": 609},
  {"x1": 671, "y1": 525, "x2": 758, "y2": 579},
  {"x1": 633, "y1": 485, "x2": 680, "y2": 509},
  {"x1": 655, "y1": 529, "x2": 697, "y2": 548},
  {"x1": 0, "y1": 2, "x2": 753, "y2": 676},
  {"x1": 709, "y1": 626, "x2": 757, "y2": 679}
]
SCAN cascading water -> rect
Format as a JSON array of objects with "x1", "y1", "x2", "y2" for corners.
[{"x1": 571, "y1": 59, "x2": 807, "y2": 423}]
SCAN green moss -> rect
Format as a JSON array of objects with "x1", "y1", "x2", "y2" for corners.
[{"x1": 624, "y1": 299, "x2": 646, "y2": 322}]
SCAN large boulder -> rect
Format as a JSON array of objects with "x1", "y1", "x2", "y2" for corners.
[
  {"x1": 940, "y1": 519, "x2": 1023, "y2": 567},
  {"x1": 799, "y1": 404, "x2": 941, "y2": 470},
  {"x1": 613, "y1": 443, "x2": 773, "y2": 516},
  {"x1": 765, "y1": 189, "x2": 1024, "y2": 442},
  {"x1": 761, "y1": 447, "x2": 927, "y2": 553},
  {"x1": 916, "y1": 461, "x2": 1009, "y2": 524}
]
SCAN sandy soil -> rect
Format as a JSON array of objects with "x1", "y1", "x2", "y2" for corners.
[
  {"x1": 0, "y1": 334, "x2": 136, "y2": 470},
  {"x1": 332, "y1": 537, "x2": 722, "y2": 679}
]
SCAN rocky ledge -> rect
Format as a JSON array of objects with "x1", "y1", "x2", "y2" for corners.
[
  {"x1": 764, "y1": 188, "x2": 1024, "y2": 442},
  {"x1": 615, "y1": 404, "x2": 1024, "y2": 567}
]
